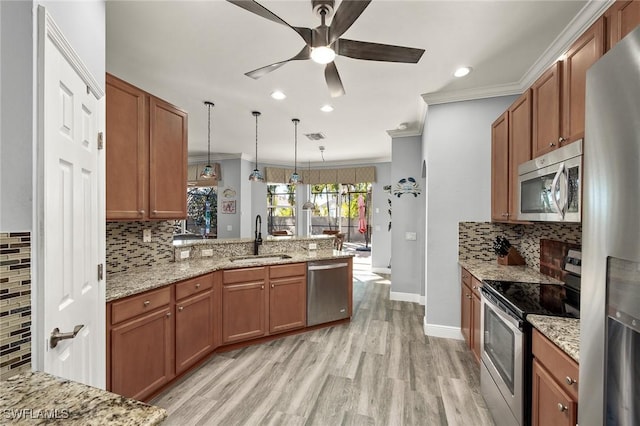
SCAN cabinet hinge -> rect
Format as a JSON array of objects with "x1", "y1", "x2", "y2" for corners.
[
  {"x1": 97, "y1": 263, "x2": 104, "y2": 281},
  {"x1": 98, "y1": 132, "x2": 104, "y2": 150}
]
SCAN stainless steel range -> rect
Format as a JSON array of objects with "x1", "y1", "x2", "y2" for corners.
[{"x1": 480, "y1": 257, "x2": 580, "y2": 426}]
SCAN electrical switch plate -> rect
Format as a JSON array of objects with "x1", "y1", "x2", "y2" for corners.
[
  {"x1": 227, "y1": 225, "x2": 232, "y2": 231},
  {"x1": 405, "y1": 232, "x2": 417, "y2": 241},
  {"x1": 308, "y1": 243, "x2": 317, "y2": 250},
  {"x1": 142, "y1": 229, "x2": 151, "y2": 242},
  {"x1": 180, "y1": 250, "x2": 190, "y2": 259},
  {"x1": 201, "y1": 249, "x2": 213, "y2": 257},
  {"x1": 375, "y1": 208, "x2": 379, "y2": 214}
]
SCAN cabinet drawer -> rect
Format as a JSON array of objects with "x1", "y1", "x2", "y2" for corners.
[
  {"x1": 461, "y1": 268, "x2": 472, "y2": 287},
  {"x1": 176, "y1": 273, "x2": 213, "y2": 301},
  {"x1": 111, "y1": 287, "x2": 172, "y2": 325},
  {"x1": 223, "y1": 267, "x2": 266, "y2": 284},
  {"x1": 269, "y1": 263, "x2": 306, "y2": 279},
  {"x1": 532, "y1": 329, "x2": 579, "y2": 400}
]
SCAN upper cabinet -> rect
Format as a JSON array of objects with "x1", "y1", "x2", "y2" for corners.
[
  {"x1": 561, "y1": 18, "x2": 604, "y2": 144},
  {"x1": 491, "y1": 112, "x2": 509, "y2": 222},
  {"x1": 531, "y1": 62, "x2": 562, "y2": 158},
  {"x1": 604, "y1": 0, "x2": 640, "y2": 51},
  {"x1": 106, "y1": 74, "x2": 188, "y2": 221}
]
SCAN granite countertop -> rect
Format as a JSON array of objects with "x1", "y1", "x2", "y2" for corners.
[
  {"x1": 106, "y1": 250, "x2": 353, "y2": 302},
  {"x1": 173, "y1": 234, "x2": 333, "y2": 247},
  {"x1": 0, "y1": 371, "x2": 166, "y2": 425},
  {"x1": 527, "y1": 314, "x2": 580, "y2": 363},
  {"x1": 459, "y1": 259, "x2": 563, "y2": 284}
]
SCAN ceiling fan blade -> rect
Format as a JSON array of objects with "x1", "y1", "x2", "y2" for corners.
[
  {"x1": 329, "y1": 0, "x2": 372, "y2": 43},
  {"x1": 227, "y1": 0, "x2": 312, "y2": 44},
  {"x1": 325, "y1": 62, "x2": 345, "y2": 98},
  {"x1": 337, "y1": 38, "x2": 425, "y2": 63},
  {"x1": 245, "y1": 45, "x2": 311, "y2": 79}
]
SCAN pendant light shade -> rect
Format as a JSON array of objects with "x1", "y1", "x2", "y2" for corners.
[
  {"x1": 200, "y1": 101, "x2": 217, "y2": 179},
  {"x1": 289, "y1": 118, "x2": 303, "y2": 184},
  {"x1": 249, "y1": 111, "x2": 265, "y2": 182}
]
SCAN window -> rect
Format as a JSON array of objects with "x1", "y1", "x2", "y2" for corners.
[
  {"x1": 310, "y1": 183, "x2": 371, "y2": 243},
  {"x1": 267, "y1": 184, "x2": 296, "y2": 235},
  {"x1": 183, "y1": 186, "x2": 217, "y2": 237}
]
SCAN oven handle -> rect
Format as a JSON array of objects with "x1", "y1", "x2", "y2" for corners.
[
  {"x1": 481, "y1": 292, "x2": 523, "y2": 332},
  {"x1": 550, "y1": 162, "x2": 566, "y2": 219}
]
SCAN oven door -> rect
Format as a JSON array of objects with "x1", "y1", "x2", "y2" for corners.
[{"x1": 481, "y1": 293, "x2": 524, "y2": 425}]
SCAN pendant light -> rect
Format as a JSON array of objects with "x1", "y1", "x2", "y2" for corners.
[
  {"x1": 289, "y1": 118, "x2": 302, "y2": 184},
  {"x1": 302, "y1": 161, "x2": 315, "y2": 211},
  {"x1": 248, "y1": 111, "x2": 265, "y2": 182},
  {"x1": 200, "y1": 101, "x2": 217, "y2": 179}
]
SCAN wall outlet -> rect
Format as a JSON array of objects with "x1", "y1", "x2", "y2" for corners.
[
  {"x1": 201, "y1": 249, "x2": 213, "y2": 257},
  {"x1": 180, "y1": 250, "x2": 190, "y2": 259},
  {"x1": 308, "y1": 243, "x2": 317, "y2": 250},
  {"x1": 142, "y1": 229, "x2": 151, "y2": 243},
  {"x1": 227, "y1": 225, "x2": 232, "y2": 231},
  {"x1": 405, "y1": 232, "x2": 417, "y2": 241}
]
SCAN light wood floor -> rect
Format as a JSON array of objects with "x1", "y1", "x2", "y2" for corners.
[{"x1": 152, "y1": 268, "x2": 495, "y2": 426}]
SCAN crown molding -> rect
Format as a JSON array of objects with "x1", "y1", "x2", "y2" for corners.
[
  {"x1": 386, "y1": 128, "x2": 422, "y2": 138},
  {"x1": 421, "y1": 0, "x2": 613, "y2": 107}
]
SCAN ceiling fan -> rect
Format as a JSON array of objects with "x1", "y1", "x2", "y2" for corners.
[{"x1": 227, "y1": 0, "x2": 425, "y2": 97}]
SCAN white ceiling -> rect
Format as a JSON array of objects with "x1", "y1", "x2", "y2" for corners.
[{"x1": 106, "y1": 0, "x2": 592, "y2": 166}]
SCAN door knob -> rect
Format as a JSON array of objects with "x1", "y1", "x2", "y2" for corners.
[{"x1": 50, "y1": 324, "x2": 84, "y2": 348}]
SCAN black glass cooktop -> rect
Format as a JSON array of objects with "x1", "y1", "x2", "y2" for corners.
[{"x1": 482, "y1": 280, "x2": 580, "y2": 319}]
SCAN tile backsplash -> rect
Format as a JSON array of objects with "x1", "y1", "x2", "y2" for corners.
[
  {"x1": 0, "y1": 232, "x2": 32, "y2": 380},
  {"x1": 106, "y1": 221, "x2": 175, "y2": 274},
  {"x1": 459, "y1": 222, "x2": 582, "y2": 270}
]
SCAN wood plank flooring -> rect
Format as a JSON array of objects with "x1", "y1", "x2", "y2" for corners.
[{"x1": 152, "y1": 268, "x2": 495, "y2": 426}]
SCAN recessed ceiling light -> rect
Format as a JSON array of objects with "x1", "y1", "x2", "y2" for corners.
[
  {"x1": 454, "y1": 67, "x2": 472, "y2": 78},
  {"x1": 271, "y1": 90, "x2": 286, "y2": 100},
  {"x1": 320, "y1": 104, "x2": 334, "y2": 112}
]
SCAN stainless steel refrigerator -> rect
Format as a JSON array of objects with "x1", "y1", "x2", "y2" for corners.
[{"x1": 582, "y1": 25, "x2": 640, "y2": 426}]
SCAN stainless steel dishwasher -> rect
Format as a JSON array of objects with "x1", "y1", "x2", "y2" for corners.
[{"x1": 307, "y1": 259, "x2": 350, "y2": 326}]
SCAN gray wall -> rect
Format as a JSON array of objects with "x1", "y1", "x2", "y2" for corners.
[
  {"x1": 0, "y1": 1, "x2": 34, "y2": 232},
  {"x1": 239, "y1": 158, "x2": 253, "y2": 238},
  {"x1": 391, "y1": 136, "x2": 425, "y2": 298},
  {"x1": 422, "y1": 95, "x2": 517, "y2": 333},
  {"x1": 370, "y1": 162, "x2": 392, "y2": 271},
  {"x1": 217, "y1": 158, "x2": 242, "y2": 238}
]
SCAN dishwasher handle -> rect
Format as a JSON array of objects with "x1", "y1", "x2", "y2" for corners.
[{"x1": 308, "y1": 262, "x2": 349, "y2": 271}]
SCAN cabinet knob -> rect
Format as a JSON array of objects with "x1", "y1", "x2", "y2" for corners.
[
  {"x1": 178, "y1": 306, "x2": 184, "y2": 312},
  {"x1": 139, "y1": 210, "x2": 145, "y2": 215},
  {"x1": 166, "y1": 312, "x2": 171, "y2": 317},
  {"x1": 143, "y1": 300, "x2": 150, "y2": 307},
  {"x1": 565, "y1": 376, "x2": 576, "y2": 385},
  {"x1": 261, "y1": 285, "x2": 264, "y2": 290},
  {"x1": 473, "y1": 286, "x2": 479, "y2": 290},
  {"x1": 549, "y1": 142, "x2": 556, "y2": 147},
  {"x1": 466, "y1": 294, "x2": 472, "y2": 299},
  {"x1": 501, "y1": 213, "x2": 509, "y2": 217},
  {"x1": 195, "y1": 283, "x2": 201, "y2": 288},
  {"x1": 271, "y1": 284, "x2": 274, "y2": 288},
  {"x1": 152, "y1": 210, "x2": 158, "y2": 215},
  {"x1": 557, "y1": 403, "x2": 568, "y2": 412},
  {"x1": 559, "y1": 137, "x2": 566, "y2": 143}
]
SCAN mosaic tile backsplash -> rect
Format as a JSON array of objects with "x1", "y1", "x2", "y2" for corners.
[
  {"x1": 459, "y1": 222, "x2": 582, "y2": 270},
  {"x1": 1, "y1": 232, "x2": 32, "y2": 380},
  {"x1": 106, "y1": 221, "x2": 175, "y2": 274}
]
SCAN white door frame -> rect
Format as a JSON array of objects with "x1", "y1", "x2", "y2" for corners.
[{"x1": 32, "y1": 6, "x2": 105, "y2": 383}]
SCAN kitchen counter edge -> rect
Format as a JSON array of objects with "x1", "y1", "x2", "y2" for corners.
[
  {"x1": 459, "y1": 259, "x2": 563, "y2": 284},
  {"x1": 527, "y1": 314, "x2": 580, "y2": 363},
  {"x1": 106, "y1": 251, "x2": 353, "y2": 302}
]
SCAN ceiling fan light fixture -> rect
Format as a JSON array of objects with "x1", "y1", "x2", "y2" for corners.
[
  {"x1": 200, "y1": 101, "x2": 217, "y2": 179},
  {"x1": 454, "y1": 67, "x2": 472, "y2": 78},
  {"x1": 271, "y1": 90, "x2": 286, "y2": 100},
  {"x1": 320, "y1": 104, "x2": 334, "y2": 112},
  {"x1": 311, "y1": 46, "x2": 336, "y2": 64}
]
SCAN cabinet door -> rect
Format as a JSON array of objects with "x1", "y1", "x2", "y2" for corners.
[
  {"x1": 175, "y1": 290, "x2": 215, "y2": 374},
  {"x1": 110, "y1": 307, "x2": 174, "y2": 401},
  {"x1": 460, "y1": 281, "x2": 472, "y2": 346},
  {"x1": 105, "y1": 74, "x2": 147, "y2": 220},
  {"x1": 605, "y1": 0, "x2": 640, "y2": 50},
  {"x1": 149, "y1": 96, "x2": 188, "y2": 219},
  {"x1": 562, "y1": 18, "x2": 604, "y2": 144},
  {"x1": 491, "y1": 112, "x2": 509, "y2": 222},
  {"x1": 508, "y1": 91, "x2": 532, "y2": 220},
  {"x1": 269, "y1": 276, "x2": 306, "y2": 334},
  {"x1": 532, "y1": 359, "x2": 577, "y2": 426},
  {"x1": 532, "y1": 62, "x2": 562, "y2": 158},
  {"x1": 471, "y1": 291, "x2": 482, "y2": 363},
  {"x1": 222, "y1": 281, "x2": 267, "y2": 343}
]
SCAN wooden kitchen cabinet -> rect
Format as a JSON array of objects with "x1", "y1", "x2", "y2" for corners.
[
  {"x1": 491, "y1": 112, "x2": 509, "y2": 222},
  {"x1": 110, "y1": 305, "x2": 174, "y2": 401},
  {"x1": 605, "y1": 0, "x2": 640, "y2": 51},
  {"x1": 460, "y1": 268, "x2": 482, "y2": 363},
  {"x1": 222, "y1": 267, "x2": 268, "y2": 344},
  {"x1": 269, "y1": 264, "x2": 307, "y2": 334},
  {"x1": 175, "y1": 274, "x2": 217, "y2": 374},
  {"x1": 531, "y1": 329, "x2": 579, "y2": 426},
  {"x1": 106, "y1": 73, "x2": 187, "y2": 221},
  {"x1": 562, "y1": 18, "x2": 604, "y2": 145},
  {"x1": 532, "y1": 62, "x2": 562, "y2": 158}
]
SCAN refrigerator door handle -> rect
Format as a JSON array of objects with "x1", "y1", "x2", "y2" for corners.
[{"x1": 550, "y1": 162, "x2": 565, "y2": 219}]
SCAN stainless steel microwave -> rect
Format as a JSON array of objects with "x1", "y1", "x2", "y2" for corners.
[{"x1": 517, "y1": 140, "x2": 582, "y2": 222}]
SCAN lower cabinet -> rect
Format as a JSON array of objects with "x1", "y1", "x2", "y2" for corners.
[
  {"x1": 175, "y1": 288, "x2": 217, "y2": 374},
  {"x1": 269, "y1": 264, "x2": 306, "y2": 334},
  {"x1": 531, "y1": 329, "x2": 579, "y2": 426},
  {"x1": 460, "y1": 267, "x2": 482, "y2": 363}
]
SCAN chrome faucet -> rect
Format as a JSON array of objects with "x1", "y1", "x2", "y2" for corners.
[{"x1": 254, "y1": 214, "x2": 262, "y2": 255}]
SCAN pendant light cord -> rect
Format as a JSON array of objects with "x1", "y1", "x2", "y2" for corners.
[
  {"x1": 207, "y1": 103, "x2": 212, "y2": 165},
  {"x1": 293, "y1": 118, "x2": 300, "y2": 174},
  {"x1": 253, "y1": 111, "x2": 261, "y2": 170}
]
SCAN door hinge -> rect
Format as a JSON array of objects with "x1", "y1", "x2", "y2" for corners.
[
  {"x1": 98, "y1": 132, "x2": 104, "y2": 150},
  {"x1": 97, "y1": 263, "x2": 104, "y2": 281}
]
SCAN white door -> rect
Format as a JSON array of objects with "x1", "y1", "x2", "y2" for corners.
[{"x1": 38, "y1": 8, "x2": 105, "y2": 388}]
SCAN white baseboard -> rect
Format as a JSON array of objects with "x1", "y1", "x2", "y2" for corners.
[
  {"x1": 423, "y1": 317, "x2": 464, "y2": 340},
  {"x1": 389, "y1": 291, "x2": 425, "y2": 305},
  {"x1": 371, "y1": 267, "x2": 391, "y2": 274}
]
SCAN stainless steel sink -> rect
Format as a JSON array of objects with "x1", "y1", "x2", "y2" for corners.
[{"x1": 229, "y1": 254, "x2": 292, "y2": 264}]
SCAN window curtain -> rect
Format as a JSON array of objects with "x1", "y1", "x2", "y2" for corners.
[{"x1": 264, "y1": 166, "x2": 376, "y2": 184}]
